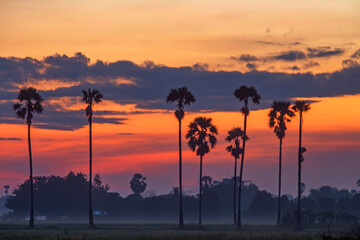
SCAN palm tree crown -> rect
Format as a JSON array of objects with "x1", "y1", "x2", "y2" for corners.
[
  {"x1": 292, "y1": 100, "x2": 311, "y2": 115},
  {"x1": 268, "y1": 101, "x2": 295, "y2": 139},
  {"x1": 166, "y1": 86, "x2": 196, "y2": 121},
  {"x1": 82, "y1": 88, "x2": 103, "y2": 122},
  {"x1": 225, "y1": 127, "x2": 246, "y2": 159},
  {"x1": 186, "y1": 117, "x2": 218, "y2": 156},
  {"x1": 13, "y1": 87, "x2": 44, "y2": 124},
  {"x1": 234, "y1": 86, "x2": 261, "y2": 116}
]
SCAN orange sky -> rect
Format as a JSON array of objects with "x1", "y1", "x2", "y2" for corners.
[
  {"x1": 0, "y1": 0, "x2": 360, "y2": 196},
  {"x1": 1, "y1": 94, "x2": 360, "y2": 196},
  {"x1": 0, "y1": 0, "x2": 359, "y2": 72}
]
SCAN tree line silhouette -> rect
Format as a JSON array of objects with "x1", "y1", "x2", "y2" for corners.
[
  {"x1": 7, "y1": 85, "x2": 311, "y2": 229},
  {"x1": 3, "y1": 172, "x2": 360, "y2": 228}
]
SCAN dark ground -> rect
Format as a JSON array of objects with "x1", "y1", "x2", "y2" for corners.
[{"x1": 0, "y1": 223, "x2": 359, "y2": 240}]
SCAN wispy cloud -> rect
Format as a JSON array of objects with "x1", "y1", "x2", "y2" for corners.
[
  {"x1": 307, "y1": 47, "x2": 345, "y2": 58},
  {"x1": 0, "y1": 137, "x2": 21, "y2": 141},
  {"x1": 231, "y1": 46, "x2": 346, "y2": 64}
]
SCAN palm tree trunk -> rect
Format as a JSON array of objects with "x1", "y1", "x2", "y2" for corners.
[
  {"x1": 178, "y1": 119, "x2": 184, "y2": 229},
  {"x1": 296, "y1": 113, "x2": 303, "y2": 230},
  {"x1": 199, "y1": 155, "x2": 203, "y2": 226},
  {"x1": 233, "y1": 156, "x2": 237, "y2": 225},
  {"x1": 277, "y1": 137, "x2": 283, "y2": 225},
  {"x1": 89, "y1": 118, "x2": 94, "y2": 228},
  {"x1": 28, "y1": 123, "x2": 34, "y2": 229},
  {"x1": 237, "y1": 111, "x2": 248, "y2": 229}
]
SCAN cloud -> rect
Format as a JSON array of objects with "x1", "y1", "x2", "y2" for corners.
[
  {"x1": 231, "y1": 46, "x2": 345, "y2": 65},
  {"x1": 342, "y1": 49, "x2": 360, "y2": 68},
  {"x1": 246, "y1": 63, "x2": 257, "y2": 70},
  {"x1": 1, "y1": 52, "x2": 360, "y2": 130},
  {"x1": 256, "y1": 41, "x2": 284, "y2": 46},
  {"x1": 271, "y1": 50, "x2": 307, "y2": 61},
  {"x1": 192, "y1": 63, "x2": 209, "y2": 71},
  {"x1": 287, "y1": 65, "x2": 300, "y2": 71},
  {"x1": 231, "y1": 54, "x2": 259, "y2": 62},
  {"x1": 342, "y1": 59, "x2": 359, "y2": 68},
  {"x1": 351, "y1": 49, "x2": 360, "y2": 59},
  {"x1": 0, "y1": 100, "x2": 128, "y2": 131},
  {"x1": 303, "y1": 61, "x2": 320, "y2": 69},
  {"x1": 0, "y1": 137, "x2": 21, "y2": 141},
  {"x1": 307, "y1": 47, "x2": 344, "y2": 58}
]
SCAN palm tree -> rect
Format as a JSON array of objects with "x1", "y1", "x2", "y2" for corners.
[
  {"x1": 268, "y1": 101, "x2": 295, "y2": 225},
  {"x1": 13, "y1": 87, "x2": 44, "y2": 228},
  {"x1": 186, "y1": 117, "x2": 218, "y2": 226},
  {"x1": 234, "y1": 86, "x2": 260, "y2": 229},
  {"x1": 82, "y1": 88, "x2": 103, "y2": 228},
  {"x1": 225, "y1": 127, "x2": 245, "y2": 225},
  {"x1": 166, "y1": 86, "x2": 196, "y2": 229},
  {"x1": 292, "y1": 101, "x2": 311, "y2": 230}
]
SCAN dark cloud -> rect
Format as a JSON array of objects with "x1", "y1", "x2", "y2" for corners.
[
  {"x1": 231, "y1": 46, "x2": 345, "y2": 65},
  {"x1": 287, "y1": 65, "x2": 300, "y2": 71},
  {"x1": 232, "y1": 51, "x2": 307, "y2": 63},
  {"x1": 351, "y1": 49, "x2": 360, "y2": 59},
  {"x1": 271, "y1": 50, "x2": 307, "y2": 61},
  {"x1": 231, "y1": 54, "x2": 259, "y2": 62},
  {"x1": 1, "y1": 53, "x2": 360, "y2": 130},
  {"x1": 0, "y1": 137, "x2": 21, "y2": 141},
  {"x1": 192, "y1": 63, "x2": 209, "y2": 71},
  {"x1": 342, "y1": 59, "x2": 359, "y2": 68},
  {"x1": 342, "y1": 49, "x2": 360, "y2": 68},
  {"x1": 303, "y1": 61, "x2": 320, "y2": 69},
  {"x1": 256, "y1": 41, "x2": 284, "y2": 46},
  {"x1": 0, "y1": 101, "x2": 128, "y2": 131},
  {"x1": 307, "y1": 47, "x2": 344, "y2": 58},
  {"x1": 246, "y1": 63, "x2": 257, "y2": 70}
]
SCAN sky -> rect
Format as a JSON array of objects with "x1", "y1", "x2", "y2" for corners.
[{"x1": 0, "y1": 0, "x2": 360, "y2": 197}]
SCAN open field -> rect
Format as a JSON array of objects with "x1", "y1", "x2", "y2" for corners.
[{"x1": 0, "y1": 223, "x2": 358, "y2": 240}]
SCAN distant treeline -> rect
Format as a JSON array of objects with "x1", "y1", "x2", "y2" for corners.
[{"x1": 2, "y1": 172, "x2": 360, "y2": 227}]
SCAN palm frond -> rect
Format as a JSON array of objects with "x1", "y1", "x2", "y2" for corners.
[
  {"x1": 82, "y1": 88, "x2": 103, "y2": 120},
  {"x1": 226, "y1": 145, "x2": 233, "y2": 152},
  {"x1": 292, "y1": 100, "x2": 311, "y2": 113},
  {"x1": 94, "y1": 92, "x2": 103, "y2": 103},
  {"x1": 186, "y1": 116, "x2": 218, "y2": 156},
  {"x1": 268, "y1": 101, "x2": 294, "y2": 139},
  {"x1": 13, "y1": 103, "x2": 21, "y2": 111},
  {"x1": 15, "y1": 107, "x2": 26, "y2": 119},
  {"x1": 14, "y1": 87, "x2": 44, "y2": 123},
  {"x1": 82, "y1": 90, "x2": 89, "y2": 103},
  {"x1": 166, "y1": 88, "x2": 180, "y2": 103},
  {"x1": 234, "y1": 86, "x2": 260, "y2": 116}
]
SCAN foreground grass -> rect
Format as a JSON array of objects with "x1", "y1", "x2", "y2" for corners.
[{"x1": 0, "y1": 223, "x2": 357, "y2": 240}]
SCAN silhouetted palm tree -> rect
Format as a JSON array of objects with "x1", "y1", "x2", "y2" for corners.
[
  {"x1": 292, "y1": 101, "x2": 311, "y2": 230},
  {"x1": 225, "y1": 127, "x2": 245, "y2": 225},
  {"x1": 13, "y1": 87, "x2": 44, "y2": 228},
  {"x1": 186, "y1": 117, "x2": 218, "y2": 226},
  {"x1": 166, "y1": 86, "x2": 196, "y2": 229},
  {"x1": 82, "y1": 88, "x2": 103, "y2": 228},
  {"x1": 268, "y1": 101, "x2": 294, "y2": 225},
  {"x1": 234, "y1": 86, "x2": 260, "y2": 229}
]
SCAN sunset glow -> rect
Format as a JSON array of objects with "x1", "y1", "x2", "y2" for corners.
[{"x1": 0, "y1": 0, "x2": 360, "y2": 199}]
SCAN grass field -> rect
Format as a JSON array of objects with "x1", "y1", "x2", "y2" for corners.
[{"x1": 0, "y1": 223, "x2": 358, "y2": 240}]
